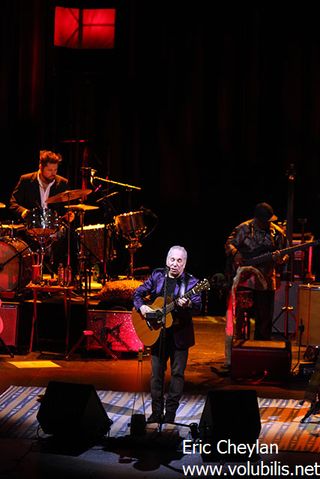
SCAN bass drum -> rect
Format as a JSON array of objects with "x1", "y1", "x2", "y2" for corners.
[{"x1": 0, "y1": 238, "x2": 33, "y2": 291}]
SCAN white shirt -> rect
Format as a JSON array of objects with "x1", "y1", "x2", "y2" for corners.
[{"x1": 37, "y1": 171, "x2": 55, "y2": 209}]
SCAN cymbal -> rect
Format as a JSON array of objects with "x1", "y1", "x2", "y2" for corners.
[
  {"x1": 0, "y1": 224, "x2": 25, "y2": 230},
  {"x1": 46, "y1": 189, "x2": 92, "y2": 204},
  {"x1": 0, "y1": 202, "x2": 6, "y2": 208},
  {"x1": 64, "y1": 204, "x2": 99, "y2": 212}
]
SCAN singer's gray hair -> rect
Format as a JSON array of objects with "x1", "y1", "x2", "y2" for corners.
[{"x1": 166, "y1": 245, "x2": 187, "y2": 262}]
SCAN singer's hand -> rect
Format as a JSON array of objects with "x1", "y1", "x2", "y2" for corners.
[
  {"x1": 140, "y1": 305, "x2": 154, "y2": 318},
  {"x1": 176, "y1": 297, "x2": 192, "y2": 308}
]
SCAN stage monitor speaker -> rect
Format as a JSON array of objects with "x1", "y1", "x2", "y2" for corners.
[
  {"x1": 87, "y1": 310, "x2": 143, "y2": 352},
  {"x1": 231, "y1": 340, "x2": 292, "y2": 381},
  {"x1": 37, "y1": 381, "x2": 112, "y2": 441},
  {"x1": 199, "y1": 389, "x2": 261, "y2": 460},
  {"x1": 0, "y1": 302, "x2": 20, "y2": 347}
]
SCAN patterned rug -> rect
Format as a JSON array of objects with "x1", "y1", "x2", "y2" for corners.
[{"x1": 0, "y1": 386, "x2": 320, "y2": 452}]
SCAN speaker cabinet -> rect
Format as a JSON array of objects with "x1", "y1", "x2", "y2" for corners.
[
  {"x1": 297, "y1": 284, "x2": 320, "y2": 345},
  {"x1": 199, "y1": 389, "x2": 261, "y2": 460},
  {"x1": 0, "y1": 302, "x2": 20, "y2": 347},
  {"x1": 87, "y1": 310, "x2": 143, "y2": 352},
  {"x1": 37, "y1": 381, "x2": 112, "y2": 440},
  {"x1": 231, "y1": 340, "x2": 291, "y2": 380}
]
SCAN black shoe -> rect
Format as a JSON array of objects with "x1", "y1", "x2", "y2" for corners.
[
  {"x1": 147, "y1": 412, "x2": 162, "y2": 423},
  {"x1": 164, "y1": 411, "x2": 176, "y2": 423}
]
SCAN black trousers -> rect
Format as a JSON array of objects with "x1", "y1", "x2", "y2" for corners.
[{"x1": 150, "y1": 332, "x2": 188, "y2": 415}]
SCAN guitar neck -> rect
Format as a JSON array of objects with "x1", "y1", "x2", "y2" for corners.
[
  {"x1": 164, "y1": 288, "x2": 195, "y2": 315},
  {"x1": 243, "y1": 240, "x2": 319, "y2": 267}
]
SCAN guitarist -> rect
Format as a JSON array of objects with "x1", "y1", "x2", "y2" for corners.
[
  {"x1": 132, "y1": 245, "x2": 202, "y2": 424},
  {"x1": 223, "y1": 203, "x2": 289, "y2": 368}
]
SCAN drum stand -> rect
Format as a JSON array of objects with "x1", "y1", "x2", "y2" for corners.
[
  {"x1": 126, "y1": 240, "x2": 142, "y2": 279},
  {"x1": 75, "y1": 210, "x2": 98, "y2": 298},
  {"x1": 30, "y1": 235, "x2": 53, "y2": 283}
]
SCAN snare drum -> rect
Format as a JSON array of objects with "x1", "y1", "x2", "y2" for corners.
[
  {"x1": 76, "y1": 223, "x2": 116, "y2": 263},
  {"x1": 27, "y1": 208, "x2": 60, "y2": 237},
  {"x1": 114, "y1": 210, "x2": 146, "y2": 241},
  {"x1": 0, "y1": 237, "x2": 32, "y2": 291}
]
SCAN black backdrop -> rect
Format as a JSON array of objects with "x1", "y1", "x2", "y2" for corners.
[{"x1": 2, "y1": 1, "x2": 320, "y2": 312}]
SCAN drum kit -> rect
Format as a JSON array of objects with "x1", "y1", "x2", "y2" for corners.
[{"x1": 0, "y1": 182, "x2": 156, "y2": 295}]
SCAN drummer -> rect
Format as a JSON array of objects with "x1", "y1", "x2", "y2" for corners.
[
  {"x1": 9, "y1": 149, "x2": 74, "y2": 223},
  {"x1": 9, "y1": 149, "x2": 76, "y2": 274}
]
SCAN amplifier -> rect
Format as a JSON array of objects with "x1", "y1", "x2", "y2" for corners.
[
  {"x1": 87, "y1": 310, "x2": 143, "y2": 352},
  {"x1": 231, "y1": 340, "x2": 291, "y2": 381},
  {"x1": 0, "y1": 302, "x2": 20, "y2": 347},
  {"x1": 297, "y1": 284, "x2": 320, "y2": 345}
]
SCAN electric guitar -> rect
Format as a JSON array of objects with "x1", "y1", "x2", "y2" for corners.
[
  {"x1": 131, "y1": 278, "x2": 211, "y2": 347},
  {"x1": 225, "y1": 239, "x2": 320, "y2": 287}
]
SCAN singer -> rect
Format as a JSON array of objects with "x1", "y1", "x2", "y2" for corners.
[{"x1": 132, "y1": 245, "x2": 202, "y2": 424}]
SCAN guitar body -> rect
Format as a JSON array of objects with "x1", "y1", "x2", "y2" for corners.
[
  {"x1": 131, "y1": 296, "x2": 173, "y2": 347},
  {"x1": 132, "y1": 278, "x2": 211, "y2": 347}
]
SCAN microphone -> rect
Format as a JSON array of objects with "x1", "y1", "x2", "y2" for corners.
[{"x1": 89, "y1": 169, "x2": 97, "y2": 186}]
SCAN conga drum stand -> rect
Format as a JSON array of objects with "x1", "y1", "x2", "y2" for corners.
[{"x1": 126, "y1": 240, "x2": 142, "y2": 279}]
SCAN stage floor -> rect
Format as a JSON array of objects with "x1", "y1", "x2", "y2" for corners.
[
  {"x1": 0, "y1": 309, "x2": 318, "y2": 479},
  {"x1": 0, "y1": 310, "x2": 311, "y2": 399}
]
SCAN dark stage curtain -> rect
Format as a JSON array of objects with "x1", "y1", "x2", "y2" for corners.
[{"x1": 2, "y1": 1, "x2": 320, "y2": 283}]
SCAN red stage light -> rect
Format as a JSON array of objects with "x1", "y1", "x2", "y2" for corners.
[{"x1": 54, "y1": 7, "x2": 116, "y2": 49}]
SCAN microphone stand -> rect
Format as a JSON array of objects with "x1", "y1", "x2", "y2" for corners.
[
  {"x1": 158, "y1": 267, "x2": 169, "y2": 431},
  {"x1": 272, "y1": 164, "x2": 296, "y2": 340}
]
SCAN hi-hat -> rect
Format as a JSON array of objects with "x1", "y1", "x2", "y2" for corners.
[
  {"x1": 64, "y1": 204, "x2": 99, "y2": 211},
  {"x1": 46, "y1": 189, "x2": 92, "y2": 204},
  {"x1": 0, "y1": 202, "x2": 6, "y2": 208}
]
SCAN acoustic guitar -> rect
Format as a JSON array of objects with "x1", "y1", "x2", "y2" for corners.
[{"x1": 131, "y1": 278, "x2": 211, "y2": 347}]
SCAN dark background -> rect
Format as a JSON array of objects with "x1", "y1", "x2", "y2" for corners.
[{"x1": 2, "y1": 1, "x2": 320, "y2": 312}]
